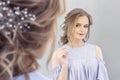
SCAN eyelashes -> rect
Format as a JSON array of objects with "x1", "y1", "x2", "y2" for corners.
[
  {"x1": 84, "y1": 25, "x2": 89, "y2": 28},
  {"x1": 76, "y1": 24, "x2": 80, "y2": 27},
  {"x1": 75, "y1": 23, "x2": 89, "y2": 28},
  {"x1": 75, "y1": 23, "x2": 81, "y2": 27}
]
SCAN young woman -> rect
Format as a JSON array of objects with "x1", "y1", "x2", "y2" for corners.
[
  {"x1": 52, "y1": 8, "x2": 109, "y2": 80},
  {"x1": 0, "y1": 0, "x2": 65, "y2": 80}
]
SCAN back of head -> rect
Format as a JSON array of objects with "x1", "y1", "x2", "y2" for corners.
[{"x1": 0, "y1": 0, "x2": 65, "y2": 80}]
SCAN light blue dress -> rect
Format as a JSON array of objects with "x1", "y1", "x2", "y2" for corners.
[
  {"x1": 13, "y1": 71, "x2": 49, "y2": 80},
  {"x1": 52, "y1": 43, "x2": 109, "y2": 80}
]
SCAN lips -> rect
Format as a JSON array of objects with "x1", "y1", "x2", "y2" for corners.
[{"x1": 78, "y1": 33, "x2": 84, "y2": 36}]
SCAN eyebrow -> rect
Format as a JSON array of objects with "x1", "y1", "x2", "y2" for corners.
[
  {"x1": 76, "y1": 23, "x2": 89, "y2": 25},
  {"x1": 76, "y1": 23, "x2": 81, "y2": 25}
]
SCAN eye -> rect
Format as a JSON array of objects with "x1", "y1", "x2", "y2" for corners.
[
  {"x1": 76, "y1": 24, "x2": 79, "y2": 27},
  {"x1": 76, "y1": 23, "x2": 81, "y2": 27},
  {"x1": 84, "y1": 25, "x2": 89, "y2": 28}
]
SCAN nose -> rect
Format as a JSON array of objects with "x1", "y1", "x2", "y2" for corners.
[{"x1": 79, "y1": 26, "x2": 85, "y2": 32}]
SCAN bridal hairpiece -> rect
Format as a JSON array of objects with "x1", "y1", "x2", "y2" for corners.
[{"x1": 0, "y1": 0, "x2": 36, "y2": 35}]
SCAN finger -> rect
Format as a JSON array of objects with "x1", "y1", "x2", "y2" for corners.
[
  {"x1": 62, "y1": 54, "x2": 67, "y2": 58},
  {"x1": 59, "y1": 51, "x2": 68, "y2": 56},
  {"x1": 59, "y1": 50, "x2": 67, "y2": 55},
  {"x1": 57, "y1": 52, "x2": 67, "y2": 58}
]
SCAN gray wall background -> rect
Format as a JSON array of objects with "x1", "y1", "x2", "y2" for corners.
[{"x1": 38, "y1": 0, "x2": 120, "y2": 80}]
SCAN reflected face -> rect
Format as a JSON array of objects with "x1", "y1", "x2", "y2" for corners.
[{"x1": 71, "y1": 16, "x2": 89, "y2": 41}]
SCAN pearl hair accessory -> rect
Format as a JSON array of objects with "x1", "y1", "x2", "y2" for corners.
[{"x1": 0, "y1": 0, "x2": 36, "y2": 35}]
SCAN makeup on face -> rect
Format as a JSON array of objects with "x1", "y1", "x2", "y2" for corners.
[
  {"x1": 72, "y1": 16, "x2": 89, "y2": 40},
  {"x1": 75, "y1": 23, "x2": 89, "y2": 36}
]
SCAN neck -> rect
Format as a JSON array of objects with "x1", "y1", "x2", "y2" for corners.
[{"x1": 68, "y1": 38, "x2": 85, "y2": 48}]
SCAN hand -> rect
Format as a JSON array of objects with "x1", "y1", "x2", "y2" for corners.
[{"x1": 55, "y1": 48, "x2": 68, "y2": 65}]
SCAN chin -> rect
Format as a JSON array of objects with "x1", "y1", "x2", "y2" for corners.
[
  {"x1": 76, "y1": 37, "x2": 84, "y2": 40},
  {"x1": 76, "y1": 36, "x2": 85, "y2": 40}
]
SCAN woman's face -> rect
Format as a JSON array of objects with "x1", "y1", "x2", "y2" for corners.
[{"x1": 71, "y1": 16, "x2": 89, "y2": 41}]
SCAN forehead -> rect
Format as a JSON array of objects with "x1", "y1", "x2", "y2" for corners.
[{"x1": 75, "y1": 16, "x2": 89, "y2": 24}]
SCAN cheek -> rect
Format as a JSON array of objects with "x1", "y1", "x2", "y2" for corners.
[
  {"x1": 71, "y1": 29, "x2": 77, "y2": 37},
  {"x1": 73, "y1": 28, "x2": 78, "y2": 33},
  {"x1": 71, "y1": 28, "x2": 76, "y2": 34},
  {"x1": 85, "y1": 28, "x2": 88, "y2": 33}
]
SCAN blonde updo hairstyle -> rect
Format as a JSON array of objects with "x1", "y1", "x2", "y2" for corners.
[{"x1": 0, "y1": 0, "x2": 65, "y2": 80}]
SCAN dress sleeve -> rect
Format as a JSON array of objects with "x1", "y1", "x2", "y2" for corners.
[
  {"x1": 96, "y1": 57, "x2": 109, "y2": 80},
  {"x1": 52, "y1": 64, "x2": 62, "y2": 80}
]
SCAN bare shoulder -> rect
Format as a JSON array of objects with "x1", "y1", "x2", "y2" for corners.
[{"x1": 94, "y1": 45, "x2": 103, "y2": 60}]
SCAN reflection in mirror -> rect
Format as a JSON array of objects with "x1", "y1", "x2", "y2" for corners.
[{"x1": 49, "y1": 0, "x2": 120, "y2": 80}]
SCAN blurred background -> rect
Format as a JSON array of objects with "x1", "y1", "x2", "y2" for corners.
[{"x1": 38, "y1": 0, "x2": 120, "y2": 80}]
